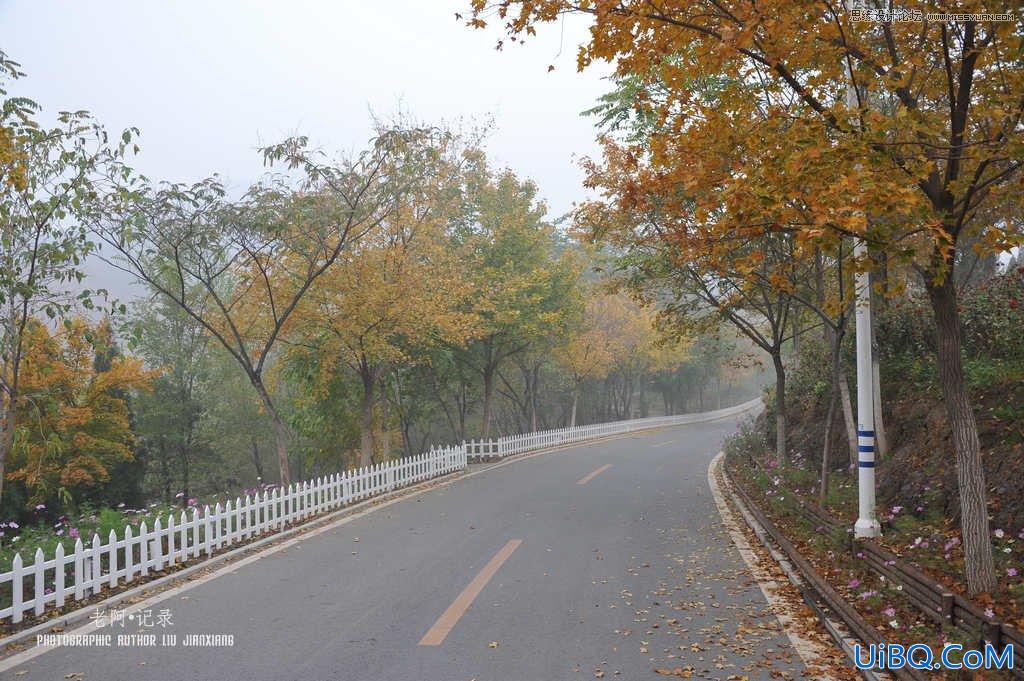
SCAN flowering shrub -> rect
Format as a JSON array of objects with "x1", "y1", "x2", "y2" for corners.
[{"x1": 0, "y1": 482, "x2": 281, "y2": 572}]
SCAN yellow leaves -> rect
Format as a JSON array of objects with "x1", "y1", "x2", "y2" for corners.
[
  {"x1": 7, "y1": 318, "x2": 153, "y2": 509},
  {"x1": 473, "y1": 0, "x2": 1024, "y2": 294},
  {"x1": 0, "y1": 125, "x2": 29, "y2": 192},
  {"x1": 556, "y1": 292, "x2": 689, "y2": 384}
]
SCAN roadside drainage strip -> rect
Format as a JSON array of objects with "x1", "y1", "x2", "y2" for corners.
[{"x1": 709, "y1": 451, "x2": 900, "y2": 681}]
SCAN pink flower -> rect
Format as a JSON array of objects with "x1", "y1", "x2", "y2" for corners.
[
  {"x1": 34, "y1": 504, "x2": 46, "y2": 511},
  {"x1": 69, "y1": 528, "x2": 79, "y2": 539},
  {"x1": 891, "y1": 506, "x2": 903, "y2": 515},
  {"x1": 1008, "y1": 568, "x2": 1018, "y2": 577},
  {"x1": 848, "y1": 579, "x2": 861, "y2": 588},
  {"x1": 984, "y1": 607, "x2": 995, "y2": 620},
  {"x1": 883, "y1": 607, "x2": 896, "y2": 617},
  {"x1": 995, "y1": 528, "x2": 1005, "y2": 539}
]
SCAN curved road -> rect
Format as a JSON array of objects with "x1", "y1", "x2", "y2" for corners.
[{"x1": 1, "y1": 413, "x2": 807, "y2": 680}]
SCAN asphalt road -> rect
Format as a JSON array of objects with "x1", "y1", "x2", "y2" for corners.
[{"x1": 2, "y1": 413, "x2": 807, "y2": 681}]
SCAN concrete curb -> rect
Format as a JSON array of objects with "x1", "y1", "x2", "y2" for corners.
[{"x1": 713, "y1": 453, "x2": 889, "y2": 681}]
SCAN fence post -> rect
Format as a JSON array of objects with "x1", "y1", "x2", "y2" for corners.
[
  {"x1": 139, "y1": 522, "x2": 149, "y2": 577},
  {"x1": 90, "y1": 534, "x2": 103, "y2": 595},
  {"x1": 54, "y1": 542, "x2": 66, "y2": 608},
  {"x1": 11, "y1": 553, "x2": 23, "y2": 623},
  {"x1": 152, "y1": 518, "x2": 164, "y2": 571},
  {"x1": 32, "y1": 548, "x2": 45, "y2": 616},
  {"x1": 108, "y1": 529, "x2": 118, "y2": 588},
  {"x1": 203, "y1": 508, "x2": 213, "y2": 556},
  {"x1": 940, "y1": 592, "x2": 954, "y2": 622},
  {"x1": 73, "y1": 538, "x2": 84, "y2": 602},
  {"x1": 167, "y1": 513, "x2": 176, "y2": 567}
]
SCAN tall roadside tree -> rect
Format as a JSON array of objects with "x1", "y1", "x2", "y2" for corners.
[
  {"x1": 0, "y1": 54, "x2": 135, "y2": 508},
  {"x1": 469, "y1": 0, "x2": 1024, "y2": 595},
  {"x1": 130, "y1": 281, "x2": 212, "y2": 504},
  {"x1": 609, "y1": 225, "x2": 794, "y2": 460},
  {"x1": 554, "y1": 292, "x2": 621, "y2": 427},
  {"x1": 5, "y1": 318, "x2": 152, "y2": 511},
  {"x1": 287, "y1": 131, "x2": 477, "y2": 466},
  {"x1": 95, "y1": 126, "x2": 444, "y2": 488},
  {"x1": 451, "y1": 168, "x2": 577, "y2": 439}
]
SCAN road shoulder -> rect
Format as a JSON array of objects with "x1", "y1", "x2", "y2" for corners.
[{"x1": 707, "y1": 451, "x2": 859, "y2": 680}]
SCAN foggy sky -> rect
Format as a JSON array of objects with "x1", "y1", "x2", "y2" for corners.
[{"x1": 0, "y1": 0, "x2": 612, "y2": 298}]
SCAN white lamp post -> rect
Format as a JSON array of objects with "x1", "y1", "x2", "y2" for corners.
[{"x1": 845, "y1": 1, "x2": 881, "y2": 538}]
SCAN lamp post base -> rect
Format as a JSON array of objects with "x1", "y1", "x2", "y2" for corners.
[{"x1": 854, "y1": 517, "x2": 881, "y2": 538}]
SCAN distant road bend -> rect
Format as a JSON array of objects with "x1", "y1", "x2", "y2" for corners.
[{"x1": 0, "y1": 410, "x2": 811, "y2": 681}]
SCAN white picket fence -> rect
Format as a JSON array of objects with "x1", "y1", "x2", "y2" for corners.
[
  {"x1": 464, "y1": 398, "x2": 762, "y2": 461},
  {"x1": 0, "y1": 398, "x2": 759, "y2": 624},
  {"x1": 0, "y1": 445, "x2": 466, "y2": 624}
]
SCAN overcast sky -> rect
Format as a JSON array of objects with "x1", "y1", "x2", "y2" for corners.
[{"x1": 0, "y1": 0, "x2": 612, "y2": 296}]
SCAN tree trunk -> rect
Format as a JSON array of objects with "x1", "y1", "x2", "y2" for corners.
[
  {"x1": 359, "y1": 366, "x2": 375, "y2": 467},
  {"x1": 570, "y1": 384, "x2": 579, "y2": 428},
  {"x1": 530, "y1": 364, "x2": 539, "y2": 432},
  {"x1": 177, "y1": 441, "x2": 191, "y2": 506},
  {"x1": 379, "y1": 383, "x2": 391, "y2": 460},
  {"x1": 869, "y1": 269, "x2": 889, "y2": 458},
  {"x1": 838, "y1": 363, "x2": 858, "y2": 467},
  {"x1": 0, "y1": 404, "x2": 15, "y2": 509},
  {"x1": 871, "y1": 356, "x2": 888, "y2": 458},
  {"x1": 639, "y1": 377, "x2": 649, "y2": 417},
  {"x1": 482, "y1": 363, "x2": 495, "y2": 439},
  {"x1": 457, "y1": 375, "x2": 469, "y2": 442},
  {"x1": 824, "y1": 308, "x2": 858, "y2": 466},
  {"x1": 926, "y1": 276, "x2": 996, "y2": 595},
  {"x1": 792, "y1": 309, "x2": 801, "y2": 356},
  {"x1": 771, "y1": 351, "x2": 787, "y2": 463},
  {"x1": 820, "y1": 386, "x2": 837, "y2": 505},
  {"x1": 270, "y1": 411, "x2": 291, "y2": 488},
  {"x1": 251, "y1": 377, "x2": 291, "y2": 488},
  {"x1": 251, "y1": 438, "x2": 264, "y2": 481}
]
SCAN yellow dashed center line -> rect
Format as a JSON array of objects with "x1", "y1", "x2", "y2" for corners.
[
  {"x1": 419, "y1": 539, "x2": 522, "y2": 646},
  {"x1": 576, "y1": 464, "x2": 612, "y2": 486}
]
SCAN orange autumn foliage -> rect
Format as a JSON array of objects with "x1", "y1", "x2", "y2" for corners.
[{"x1": 5, "y1": 319, "x2": 154, "y2": 509}]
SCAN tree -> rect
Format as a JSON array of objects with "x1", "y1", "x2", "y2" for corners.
[
  {"x1": 289, "y1": 145, "x2": 476, "y2": 465},
  {"x1": 555, "y1": 292, "x2": 620, "y2": 426},
  {"x1": 95, "y1": 126, "x2": 444, "y2": 488},
  {"x1": 5, "y1": 318, "x2": 152, "y2": 511},
  {"x1": 130, "y1": 282, "x2": 212, "y2": 503},
  {"x1": 0, "y1": 54, "x2": 134, "y2": 508},
  {"x1": 450, "y1": 168, "x2": 577, "y2": 438},
  {"x1": 469, "y1": 0, "x2": 1024, "y2": 595},
  {"x1": 598, "y1": 211, "x2": 794, "y2": 460}
]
